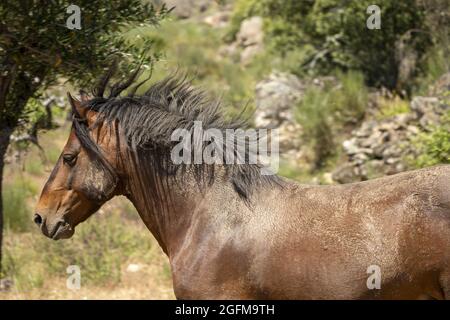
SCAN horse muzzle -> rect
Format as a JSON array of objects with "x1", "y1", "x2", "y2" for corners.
[{"x1": 34, "y1": 213, "x2": 75, "y2": 240}]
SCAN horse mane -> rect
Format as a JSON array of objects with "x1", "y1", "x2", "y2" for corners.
[{"x1": 74, "y1": 66, "x2": 281, "y2": 202}]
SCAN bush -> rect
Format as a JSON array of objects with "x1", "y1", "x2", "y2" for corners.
[
  {"x1": 296, "y1": 71, "x2": 368, "y2": 168},
  {"x1": 332, "y1": 71, "x2": 368, "y2": 123},
  {"x1": 412, "y1": 112, "x2": 450, "y2": 167},
  {"x1": 296, "y1": 87, "x2": 335, "y2": 169},
  {"x1": 376, "y1": 96, "x2": 410, "y2": 119},
  {"x1": 132, "y1": 20, "x2": 258, "y2": 115},
  {"x1": 230, "y1": 0, "x2": 432, "y2": 90},
  {"x1": 415, "y1": 44, "x2": 450, "y2": 95},
  {"x1": 3, "y1": 177, "x2": 37, "y2": 232}
]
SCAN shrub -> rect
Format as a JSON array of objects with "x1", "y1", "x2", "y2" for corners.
[
  {"x1": 296, "y1": 87, "x2": 335, "y2": 168},
  {"x1": 412, "y1": 112, "x2": 450, "y2": 167},
  {"x1": 230, "y1": 0, "x2": 432, "y2": 90},
  {"x1": 415, "y1": 44, "x2": 450, "y2": 95},
  {"x1": 3, "y1": 177, "x2": 37, "y2": 232},
  {"x1": 295, "y1": 71, "x2": 368, "y2": 168},
  {"x1": 332, "y1": 71, "x2": 368, "y2": 123},
  {"x1": 376, "y1": 96, "x2": 410, "y2": 119},
  {"x1": 133, "y1": 20, "x2": 257, "y2": 114}
]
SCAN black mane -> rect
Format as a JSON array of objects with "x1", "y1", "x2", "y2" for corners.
[{"x1": 73, "y1": 68, "x2": 281, "y2": 201}]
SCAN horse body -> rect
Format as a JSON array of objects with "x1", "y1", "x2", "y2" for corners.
[
  {"x1": 34, "y1": 73, "x2": 450, "y2": 299},
  {"x1": 147, "y1": 165, "x2": 450, "y2": 299}
]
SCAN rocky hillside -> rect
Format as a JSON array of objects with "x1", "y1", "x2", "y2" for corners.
[{"x1": 206, "y1": 3, "x2": 449, "y2": 184}]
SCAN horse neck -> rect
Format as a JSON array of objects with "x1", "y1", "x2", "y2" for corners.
[{"x1": 120, "y1": 148, "x2": 217, "y2": 257}]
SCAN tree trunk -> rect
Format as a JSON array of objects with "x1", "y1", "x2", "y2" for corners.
[{"x1": 0, "y1": 125, "x2": 13, "y2": 275}]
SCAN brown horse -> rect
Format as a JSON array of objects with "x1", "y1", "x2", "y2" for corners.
[{"x1": 35, "y1": 72, "x2": 450, "y2": 299}]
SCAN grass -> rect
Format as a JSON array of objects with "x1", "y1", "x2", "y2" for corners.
[
  {"x1": 2, "y1": 197, "x2": 173, "y2": 295},
  {"x1": 296, "y1": 70, "x2": 368, "y2": 169},
  {"x1": 3, "y1": 176, "x2": 38, "y2": 233},
  {"x1": 376, "y1": 96, "x2": 410, "y2": 120},
  {"x1": 332, "y1": 71, "x2": 368, "y2": 123},
  {"x1": 24, "y1": 158, "x2": 44, "y2": 176},
  {"x1": 32, "y1": 207, "x2": 157, "y2": 285},
  {"x1": 415, "y1": 44, "x2": 449, "y2": 95},
  {"x1": 409, "y1": 111, "x2": 450, "y2": 168},
  {"x1": 125, "y1": 20, "x2": 259, "y2": 114},
  {"x1": 1, "y1": 122, "x2": 173, "y2": 299}
]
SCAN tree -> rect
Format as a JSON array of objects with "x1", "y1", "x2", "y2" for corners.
[
  {"x1": 0, "y1": 0, "x2": 169, "y2": 273},
  {"x1": 229, "y1": 0, "x2": 434, "y2": 90}
]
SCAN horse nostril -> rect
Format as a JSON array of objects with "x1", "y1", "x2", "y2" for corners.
[{"x1": 34, "y1": 213, "x2": 43, "y2": 226}]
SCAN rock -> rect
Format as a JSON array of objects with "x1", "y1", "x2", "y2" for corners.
[
  {"x1": 236, "y1": 16, "x2": 264, "y2": 47},
  {"x1": 365, "y1": 159, "x2": 385, "y2": 176},
  {"x1": 254, "y1": 72, "x2": 311, "y2": 167},
  {"x1": 354, "y1": 153, "x2": 369, "y2": 164},
  {"x1": 385, "y1": 157, "x2": 399, "y2": 165},
  {"x1": 382, "y1": 145, "x2": 402, "y2": 158},
  {"x1": 394, "y1": 113, "x2": 416, "y2": 127},
  {"x1": 355, "y1": 121, "x2": 377, "y2": 137},
  {"x1": 0, "y1": 278, "x2": 13, "y2": 292},
  {"x1": 240, "y1": 45, "x2": 263, "y2": 66},
  {"x1": 410, "y1": 96, "x2": 446, "y2": 128},
  {"x1": 126, "y1": 264, "x2": 141, "y2": 273},
  {"x1": 254, "y1": 72, "x2": 305, "y2": 128},
  {"x1": 223, "y1": 16, "x2": 264, "y2": 65},
  {"x1": 332, "y1": 75, "x2": 448, "y2": 184},
  {"x1": 218, "y1": 42, "x2": 239, "y2": 59},
  {"x1": 332, "y1": 162, "x2": 361, "y2": 184},
  {"x1": 342, "y1": 138, "x2": 359, "y2": 155},
  {"x1": 203, "y1": 11, "x2": 230, "y2": 28},
  {"x1": 406, "y1": 125, "x2": 420, "y2": 135},
  {"x1": 372, "y1": 143, "x2": 387, "y2": 159}
]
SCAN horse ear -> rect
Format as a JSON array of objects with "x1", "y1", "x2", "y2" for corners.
[
  {"x1": 79, "y1": 90, "x2": 90, "y2": 103},
  {"x1": 67, "y1": 92, "x2": 87, "y2": 118}
]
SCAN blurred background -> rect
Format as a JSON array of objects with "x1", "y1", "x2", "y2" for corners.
[{"x1": 0, "y1": 0, "x2": 448, "y2": 299}]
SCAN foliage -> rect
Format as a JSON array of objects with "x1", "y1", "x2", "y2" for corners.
[
  {"x1": 296, "y1": 86, "x2": 335, "y2": 169},
  {"x1": 0, "y1": 0, "x2": 169, "y2": 125},
  {"x1": 332, "y1": 71, "x2": 368, "y2": 123},
  {"x1": 415, "y1": 44, "x2": 450, "y2": 95},
  {"x1": 229, "y1": 0, "x2": 433, "y2": 90},
  {"x1": 412, "y1": 111, "x2": 450, "y2": 167},
  {"x1": 296, "y1": 71, "x2": 368, "y2": 168},
  {"x1": 0, "y1": 0, "x2": 169, "y2": 270},
  {"x1": 3, "y1": 177, "x2": 37, "y2": 232},
  {"x1": 376, "y1": 96, "x2": 410, "y2": 119},
  {"x1": 131, "y1": 20, "x2": 258, "y2": 115},
  {"x1": 3, "y1": 211, "x2": 164, "y2": 290}
]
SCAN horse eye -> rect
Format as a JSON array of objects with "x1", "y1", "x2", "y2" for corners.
[{"x1": 63, "y1": 154, "x2": 77, "y2": 166}]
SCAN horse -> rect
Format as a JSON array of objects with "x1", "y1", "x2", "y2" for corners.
[{"x1": 35, "y1": 70, "x2": 450, "y2": 299}]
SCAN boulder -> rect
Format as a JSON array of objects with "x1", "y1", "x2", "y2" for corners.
[
  {"x1": 222, "y1": 16, "x2": 264, "y2": 65},
  {"x1": 254, "y1": 72, "x2": 306, "y2": 167},
  {"x1": 236, "y1": 16, "x2": 264, "y2": 48},
  {"x1": 332, "y1": 163, "x2": 361, "y2": 184}
]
